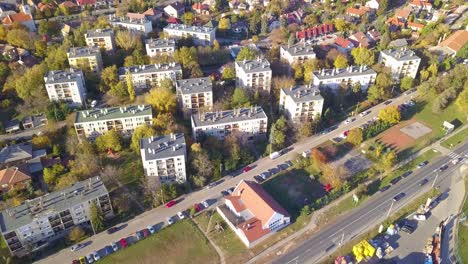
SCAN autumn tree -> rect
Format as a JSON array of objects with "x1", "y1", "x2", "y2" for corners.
[
  {"x1": 115, "y1": 30, "x2": 141, "y2": 51},
  {"x1": 145, "y1": 86, "x2": 177, "y2": 114},
  {"x1": 231, "y1": 87, "x2": 250, "y2": 107},
  {"x1": 32, "y1": 135, "x2": 52, "y2": 149},
  {"x1": 292, "y1": 62, "x2": 304, "y2": 80},
  {"x1": 43, "y1": 164, "x2": 66, "y2": 186},
  {"x1": 346, "y1": 128, "x2": 363, "y2": 146},
  {"x1": 378, "y1": 106, "x2": 401, "y2": 124},
  {"x1": 303, "y1": 59, "x2": 320, "y2": 83},
  {"x1": 7, "y1": 29, "x2": 35, "y2": 50},
  {"x1": 334, "y1": 18, "x2": 350, "y2": 32},
  {"x1": 68, "y1": 226, "x2": 85, "y2": 242},
  {"x1": 351, "y1": 47, "x2": 375, "y2": 65},
  {"x1": 236, "y1": 47, "x2": 258, "y2": 61},
  {"x1": 381, "y1": 151, "x2": 397, "y2": 172},
  {"x1": 100, "y1": 66, "x2": 119, "y2": 92},
  {"x1": 400, "y1": 76, "x2": 414, "y2": 91},
  {"x1": 270, "y1": 117, "x2": 288, "y2": 150},
  {"x1": 95, "y1": 129, "x2": 123, "y2": 152},
  {"x1": 90, "y1": 201, "x2": 104, "y2": 232},
  {"x1": 455, "y1": 88, "x2": 468, "y2": 118},
  {"x1": 334, "y1": 54, "x2": 348, "y2": 69},
  {"x1": 131, "y1": 125, "x2": 156, "y2": 152},
  {"x1": 222, "y1": 66, "x2": 236, "y2": 80},
  {"x1": 191, "y1": 144, "x2": 213, "y2": 187},
  {"x1": 182, "y1": 12, "x2": 195, "y2": 25}
]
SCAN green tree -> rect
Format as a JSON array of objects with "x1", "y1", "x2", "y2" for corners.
[
  {"x1": 261, "y1": 17, "x2": 268, "y2": 35},
  {"x1": 303, "y1": 59, "x2": 320, "y2": 83},
  {"x1": 455, "y1": 88, "x2": 468, "y2": 118},
  {"x1": 381, "y1": 151, "x2": 397, "y2": 171},
  {"x1": 346, "y1": 128, "x2": 363, "y2": 146},
  {"x1": 378, "y1": 106, "x2": 401, "y2": 124},
  {"x1": 231, "y1": 87, "x2": 250, "y2": 107},
  {"x1": 7, "y1": 29, "x2": 34, "y2": 50},
  {"x1": 334, "y1": 54, "x2": 348, "y2": 69},
  {"x1": 427, "y1": 63, "x2": 438, "y2": 78},
  {"x1": 292, "y1": 62, "x2": 304, "y2": 80},
  {"x1": 174, "y1": 46, "x2": 198, "y2": 66},
  {"x1": 15, "y1": 63, "x2": 49, "y2": 109},
  {"x1": 236, "y1": 47, "x2": 258, "y2": 61},
  {"x1": 68, "y1": 226, "x2": 85, "y2": 242},
  {"x1": 367, "y1": 85, "x2": 385, "y2": 103},
  {"x1": 95, "y1": 130, "x2": 123, "y2": 152},
  {"x1": 109, "y1": 81, "x2": 129, "y2": 98},
  {"x1": 100, "y1": 65, "x2": 119, "y2": 92},
  {"x1": 131, "y1": 125, "x2": 156, "y2": 152},
  {"x1": 43, "y1": 164, "x2": 65, "y2": 186},
  {"x1": 90, "y1": 201, "x2": 104, "y2": 233},
  {"x1": 34, "y1": 39, "x2": 48, "y2": 57},
  {"x1": 126, "y1": 71, "x2": 136, "y2": 101},
  {"x1": 400, "y1": 76, "x2": 414, "y2": 91},
  {"x1": 351, "y1": 47, "x2": 375, "y2": 65},
  {"x1": 145, "y1": 87, "x2": 177, "y2": 113},
  {"x1": 222, "y1": 66, "x2": 236, "y2": 80},
  {"x1": 456, "y1": 43, "x2": 468, "y2": 59},
  {"x1": 270, "y1": 117, "x2": 288, "y2": 150},
  {"x1": 115, "y1": 30, "x2": 141, "y2": 51}
]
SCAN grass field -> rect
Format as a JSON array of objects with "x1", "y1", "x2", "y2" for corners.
[
  {"x1": 441, "y1": 127, "x2": 468, "y2": 149},
  {"x1": 98, "y1": 220, "x2": 219, "y2": 264}
]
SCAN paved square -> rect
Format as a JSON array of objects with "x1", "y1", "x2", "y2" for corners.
[{"x1": 400, "y1": 122, "x2": 432, "y2": 139}]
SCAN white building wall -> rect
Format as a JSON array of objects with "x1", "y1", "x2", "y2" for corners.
[
  {"x1": 75, "y1": 115, "x2": 153, "y2": 139},
  {"x1": 191, "y1": 117, "x2": 267, "y2": 140},
  {"x1": 312, "y1": 73, "x2": 376, "y2": 90},
  {"x1": 235, "y1": 67, "x2": 272, "y2": 92},
  {"x1": 378, "y1": 52, "x2": 421, "y2": 80},
  {"x1": 45, "y1": 77, "x2": 87, "y2": 106},
  {"x1": 163, "y1": 27, "x2": 216, "y2": 46}
]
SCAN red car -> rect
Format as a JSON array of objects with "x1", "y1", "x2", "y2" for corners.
[
  {"x1": 194, "y1": 203, "x2": 203, "y2": 212},
  {"x1": 165, "y1": 200, "x2": 176, "y2": 208},
  {"x1": 243, "y1": 166, "x2": 252, "y2": 173},
  {"x1": 119, "y1": 238, "x2": 128, "y2": 248},
  {"x1": 142, "y1": 229, "x2": 149, "y2": 238}
]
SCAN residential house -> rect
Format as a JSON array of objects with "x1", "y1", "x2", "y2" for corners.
[
  {"x1": 145, "y1": 38, "x2": 176, "y2": 57},
  {"x1": 1, "y1": 13, "x2": 36, "y2": 32},
  {"x1": 279, "y1": 85, "x2": 324, "y2": 123},
  {"x1": 366, "y1": 29, "x2": 381, "y2": 44},
  {"x1": 346, "y1": 7, "x2": 367, "y2": 18},
  {"x1": 349, "y1": 32, "x2": 371, "y2": 48},
  {"x1": 217, "y1": 180, "x2": 291, "y2": 248},
  {"x1": 67, "y1": 46, "x2": 103, "y2": 73},
  {"x1": 176, "y1": 77, "x2": 213, "y2": 114},
  {"x1": 282, "y1": 9, "x2": 305, "y2": 24},
  {"x1": 142, "y1": 8, "x2": 163, "y2": 22},
  {"x1": 118, "y1": 63, "x2": 182, "y2": 89},
  {"x1": 192, "y1": 3, "x2": 209, "y2": 15},
  {"x1": 389, "y1": 38, "x2": 409, "y2": 49},
  {"x1": 76, "y1": 0, "x2": 98, "y2": 7},
  {"x1": 163, "y1": 24, "x2": 217, "y2": 46},
  {"x1": 0, "y1": 143, "x2": 46, "y2": 174},
  {"x1": 22, "y1": 114, "x2": 47, "y2": 130},
  {"x1": 4, "y1": 120, "x2": 20, "y2": 134},
  {"x1": 312, "y1": 65, "x2": 377, "y2": 91},
  {"x1": 407, "y1": 22, "x2": 425, "y2": 32},
  {"x1": 235, "y1": 58, "x2": 272, "y2": 93},
  {"x1": 379, "y1": 48, "x2": 421, "y2": 80},
  {"x1": 164, "y1": 2, "x2": 185, "y2": 18},
  {"x1": 365, "y1": 0, "x2": 379, "y2": 10},
  {"x1": 84, "y1": 28, "x2": 116, "y2": 51},
  {"x1": 438, "y1": 30, "x2": 468, "y2": 57},
  {"x1": 37, "y1": 2, "x2": 54, "y2": 13},
  {"x1": 44, "y1": 68, "x2": 87, "y2": 106},
  {"x1": 409, "y1": 0, "x2": 432, "y2": 12},
  {"x1": 59, "y1": 1, "x2": 78, "y2": 12},
  {"x1": 296, "y1": 24, "x2": 334, "y2": 40},
  {"x1": 334, "y1": 37, "x2": 355, "y2": 53},
  {"x1": 0, "y1": 167, "x2": 31, "y2": 194},
  {"x1": 109, "y1": 15, "x2": 153, "y2": 35},
  {"x1": 280, "y1": 42, "x2": 316, "y2": 65}
]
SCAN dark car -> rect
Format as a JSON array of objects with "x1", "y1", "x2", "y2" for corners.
[
  {"x1": 400, "y1": 224, "x2": 415, "y2": 234},
  {"x1": 254, "y1": 175, "x2": 264, "y2": 183},
  {"x1": 419, "y1": 178, "x2": 428, "y2": 186},
  {"x1": 194, "y1": 203, "x2": 203, "y2": 212},
  {"x1": 285, "y1": 160, "x2": 293, "y2": 167},
  {"x1": 401, "y1": 171, "x2": 412, "y2": 178},
  {"x1": 417, "y1": 161, "x2": 429, "y2": 169},
  {"x1": 439, "y1": 165, "x2": 448, "y2": 171},
  {"x1": 107, "y1": 227, "x2": 119, "y2": 234},
  {"x1": 220, "y1": 191, "x2": 229, "y2": 196},
  {"x1": 390, "y1": 176, "x2": 402, "y2": 185},
  {"x1": 379, "y1": 185, "x2": 391, "y2": 192},
  {"x1": 384, "y1": 100, "x2": 392, "y2": 105},
  {"x1": 393, "y1": 192, "x2": 406, "y2": 202},
  {"x1": 136, "y1": 230, "x2": 143, "y2": 241}
]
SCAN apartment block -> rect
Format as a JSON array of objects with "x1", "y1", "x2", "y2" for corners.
[
  {"x1": 44, "y1": 68, "x2": 87, "y2": 106},
  {"x1": 235, "y1": 58, "x2": 272, "y2": 93},
  {"x1": 118, "y1": 63, "x2": 182, "y2": 89},
  {"x1": 67, "y1": 46, "x2": 103, "y2": 73},
  {"x1": 145, "y1": 38, "x2": 176, "y2": 57},
  {"x1": 74, "y1": 105, "x2": 153, "y2": 140},
  {"x1": 140, "y1": 133, "x2": 187, "y2": 183},
  {"x1": 0, "y1": 177, "x2": 113, "y2": 257},
  {"x1": 108, "y1": 15, "x2": 153, "y2": 35},
  {"x1": 163, "y1": 24, "x2": 216, "y2": 46},
  {"x1": 280, "y1": 42, "x2": 316, "y2": 65},
  {"x1": 84, "y1": 28, "x2": 115, "y2": 51},
  {"x1": 279, "y1": 85, "x2": 324, "y2": 122},
  {"x1": 191, "y1": 106, "x2": 268, "y2": 141},
  {"x1": 176, "y1": 77, "x2": 213, "y2": 113},
  {"x1": 379, "y1": 48, "x2": 421, "y2": 80},
  {"x1": 312, "y1": 65, "x2": 377, "y2": 90}
]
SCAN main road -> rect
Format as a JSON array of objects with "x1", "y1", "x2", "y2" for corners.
[
  {"x1": 36, "y1": 92, "x2": 420, "y2": 263},
  {"x1": 272, "y1": 142, "x2": 468, "y2": 264}
]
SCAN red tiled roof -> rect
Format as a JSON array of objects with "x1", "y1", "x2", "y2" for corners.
[
  {"x1": 335, "y1": 37, "x2": 353, "y2": 49},
  {"x1": 350, "y1": 32, "x2": 370, "y2": 47},
  {"x1": 76, "y1": 0, "x2": 96, "y2": 5},
  {"x1": 143, "y1": 8, "x2": 161, "y2": 16},
  {"x1": 0, "y1": 167, "x2": 31, "y2": 191},
  {"x1": 440, "y1": 30, "x2": 468, "y2": 53},
  {"x1": 2, "y1": 13, "x2": 33, "y2": 24},
  {"x1": 166, "y1": 17, "x2": 181, "y2": 24},
  {"x1": 346, "y1": 7, "x2": 367, "y2": 16},
  {"x1": 386, "y1": 16, "x2": 405, "y2": 26},
  {"x1": 395, "y1": 8, "x2": 411, "y2": 19},
  {"x1": 127, "y1": 12, "x2": 145, "y2": 19},
  {"x1": 60, "y1": 1, "x2": 77, "y2": 8},
  {"x1": 407, "y1": 22, "x2": 424, "y2": 30},
  {"x1": 237, "y1": 217, "x2": 271, "y2": 243},
  {"x1": 410, "y1": 0, "x2": 432, "y2": 7},
  {"x1": 192, "y1": 3, "x2": 208, "y2": 10}
]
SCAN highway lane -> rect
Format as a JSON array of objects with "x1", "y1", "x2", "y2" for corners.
[
  {"x1": 273, "y1": 142, "x2": 468, "y2": 264},
  {"x1": 35, "y1": 92, "x2": 417, "y2": 263}
]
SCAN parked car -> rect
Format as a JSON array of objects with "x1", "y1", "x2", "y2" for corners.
[
  {"x1": 177, "y1": 211, "x2": 185, "y2": 219},
  {"x1": 206, "y1": 182, "x2": 217, "y2": 189},
  {"x1": 400, "y1": 223, "x2": 415, "y2": 234},
  {"x1": 254, "y1": 175, "x2": 264, "y2": 183},
  {"x1": 302, "y1": 150, "x2": 311, "y2": 158},
  {"x1": 142, "y1": 229, "x2": 149, "y2": 238},
  {"x1": 70, "y1": 243, "x2": 84, "y2": 252},
  {"x1": 260, "y1": 172, "x2": 270, "y2": 180},
  {"x1": 401, "y1": 171, "x2": 412, "y2": 178},
  {"x1": 165, "y1": 200, "x2": 176, "y2": 208},
  {"x1": 439, "y1": 164, "x2": 448, "y2": 171},
  {"x1": 227, "y1": 187, "x2": 235, "y2": 194},
  {"x1": 419, "y1": 178, "x2": 429, "y2": 186},
  {"x1": 79, "y1": 257, "x2": 86, "y2": 264},
  {"x1": 404, "y1": 88, "x2": 416, "y2": 95},
  {"x1": 393, "y1": 192, "x2": 406, "y2": 202},
  {"x1": 390, "y1": 176, "x2": 402, "y2": 185},
  {"x1": 413, "y1": 214, "x2": 427, "y2": 221},
  {"x1": 379, "y1": 185, "x2": 390, "y2": 192},
  {"x1": 417, "y1": 161, "x2": 429, "y2": 169},
  {"x1": 119, "y1": 238, "x2": 128, "y2": 248},
  {"x1": 106, "y1": 227, "x2": 118, "y2": 234},
  {"x1": 202, "y1": 200, "x2": 209, "y2": 208},
  {"x1": 384, "y1": 100, "x2": 392, "y2": 105},
  {"x1": 103, "y1": 246, "x2": 113, "y2": 255},
  {"x1": 269, "y1": 151, "x2": 281, "y2": 159},
  {"x1": 111, "y1": 242, "x2": 119, "y2": 252},
  {"x1": 167, "y1": 217, "x2": 174, "y2": 225},
  {"x1": 72, "y1": 260, "x2": 80, "y2": 264},
  {"x1": 285, "y1": 160, "x2": 293, "y2": 167},
  {"x1": 136, "y1": 230, "x2": 143, "y2": 241},
  {"x1": 359, "y1": 111, "x2": 370, "y2": 117},
  {"x1": 92, "y1": 251, "x2": 100, "y2": 261},
  {"x1": 194, "y1": 203, "x2": 203, "y2": 212},
  {"x1": 220, "y1": 190, "x2": 229, "y2": 196},
  {"x1": 242, "y1": 166, "x2": 252, "y2": 173},
  {"x1": 86, "y1": 255, "x2": 94, "y2": 263},
  {"x1": 147, "y1": 225, "x2": 156, "y2": 234}
]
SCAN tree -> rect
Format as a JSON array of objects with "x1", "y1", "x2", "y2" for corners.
[
  {"x1": 367, "y1": 85, "x2": 385, "y2": 103},
  {"x1": 303, "y1": 59, "x2": 320, "y2": 83},
  {"x1": 218, "y1": 18, "x2": 231, "y2": 32},
  {"x1": 222, "y1": 66, "x2": 236, "y2": 80},
  {"x1": 34, "y1": 39, "x2": 48, "y2": 57},
  {"x1": 182, "y1": 12, "x2": 195, "y2": 25},
  {"x1": 126, "y1": 71, "x2": 136, "y2": 101},
  {"x1": 334, "y1": 18, "x2": 349, "y2": 32},
  {"x1": 109, "y1": 81, "x2": 129, "y2": 98},
  {"x1": 455, "y1": 88, "x2": 468, "y2": 118},
  {"x1": 261, "y1": 17, "x2": 268, "y2": 35},
  {"x1": 236, "y1": 47, "x2": 258, "y2": 61},
  {"x1": 145, "y1": 87, "x2": 177, "y2": 114},
  {"x1": 95, "y1": 130, "x2": 123, "y2": 152},
  {"x1": 292, "y1": 62, "x2": 303, "y2": 80},
  {"x1": 213, "y1": 39, "x2": 221, "y2": 51},
  {"x1": 334, "y1": 54, "x2": 348, "y2": 69},
  {"x1": 378, "y1": 106, "x2": 401, "y2": 124},
  {"x1": 381, "y1": 151, "x2": 397, "y2": 171},
  {"x1": 100, "y1": 66, "x2": 119, "y2": 92},
  {"x1": 351, "y1": 47, "x2": 375, "y2": 65},
  {"x1": 174, "y1": 46, "x2": 198, "y2": 66},
  {"x1": 400, "y1": 76, "x2": 414, "y2": 91},
  {"x1": 0, "y1": 25, "x2": 7, "y2": 41},
  {"x1": 68, "y1": 226, "x2": 85, "y2": 242},
  {"x1": 427, "y1": 63, "x2": 438, "y2": 78},
  {"x1": 288, "y1": 34, "x2": 296, "y2": 46},
  {"x1": 270, "y1": 117, "x2": 288, "y2": 150},
  {"x1": 43, "y1": 164, "x2": 65, "y2": 186},
  {"x1": 90, "y1": 201, "x2": 104, "y2": 233},
  {"x1": 298, "y1": 120, "x2": 314, "y2": 137},
  {"x1": 191, "y1": 148, "x2": 213, "y2": 187},
  {"x1": 346, "y1": 128, "x2": 363, "y2": 146},
  {"x1": 131, "y1": 125, "x2": 156, "y2": 152},
  {"x1": 456, "y1": 43, "x2": 468, "y2": 59},
  {"x1": 115, "y1": 30, "x2": 140, "y2": 51},
  {"x1": 6, "y1": 29, "x2": 34, "y2": 50},
  {"x1": 32, "y1": 135, "x2": 51, "y2": 149},
  {"x1": 232, "y1": 87, "x2": 250, "y2": 107},
  {"x1": 304, "y1": 14, "x2": 319, "y2": 27}
]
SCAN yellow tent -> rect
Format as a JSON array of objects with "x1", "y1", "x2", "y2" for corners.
[{"x1": 352, "y1": 240, "x2": 376, "y2": 263}]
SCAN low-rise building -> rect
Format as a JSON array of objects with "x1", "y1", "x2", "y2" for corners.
[
  {"x1": 84, "y1": 28, "x2": 115, "y2": 51},
  {"x1": 176, "y1": 77, "x2": 213, "y2": 113},
  {"x1": 67, "y1": 46, "x2": 103, "y2": 73},
  {"x1": 1, "y1": 13, "x2": 35, "y2": 32},
  {"x1": 0, "y1": 143, "x2": 46, "y2": 174},
  {"x1": 0, "y1": 167, "x2": 31, "y2": 194},
  {"x1": 22, "y1": 114, "x2": 47, "y2": 130},
  {"x1": 312, "y1": 65, "x2": 377, "y2": 90},
  {"x1": 4, "y1": 120, "x2": 20, "y2": 134},
  {"x1": 279, "y1": 85, "x2": 324, "y2": 122},
  {"x1": 44, "y1": 68, "x2": 87, "y2": 106},
  {"x1": 164, "y1": 2, "x2": 185, "y2": 18},
  {"x1": 163, "y1": 24, "x2": 216, "y2": 46},
  {"x1": 0, "y1": 177, "x2": 113, "y2": 257},
  {"x1": 217, "y1": 180, "x2": 290, "y2": 248},
  {"x1": 74, "y1": 105, "x2": 153, "y2": 140},
  {"x1": 235, "y1": 58, "x2": 272, "y2": 93},
  {"x1": 145, "y1": 38, "x2": 176, "y2": 57},
  {"x1": 280, "y1": 42, "x2": 316, "y2": 65},
  {"x1": 140, "y1": 133, "x2": 187, "y2": 183},
  {"x1": 379, "y1": 48, "x2": 421, "y2": 80},
  {"x1": 191, "y1": 106, "x2": 268, "y2": 141},
  {"x1": 109, "y1": 15, "x2": 153, "y2": 35},
  {"x1": 438, "y1": 30, "x2": 468, "y2": 57},
  {"x1": 118, "y1": 63, "x2": 182, "y2": 89}
]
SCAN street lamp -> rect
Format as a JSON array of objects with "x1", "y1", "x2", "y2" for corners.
[
  {"x1": 432, "y1": 170, "x2": 440, "y2": 188},
  {"x1": 386, "y1": 201, "x2": 394, "y2": 218}
]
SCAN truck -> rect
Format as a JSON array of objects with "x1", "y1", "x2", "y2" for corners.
[{"x1": 269, "y1": 151, "x2": 281, "y2": 159}]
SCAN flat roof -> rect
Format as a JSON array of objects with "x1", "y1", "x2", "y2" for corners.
[
  {"x1": 192, "y1": 106, "x2": 267, "y2": 128},
  {"x1": 164, "y1": 23, "x2": 215, "y2": 34},
  {"x1": 140, "y1": 133, "x2": 186, "y2": 160},
  {"x1": 176, "y1": 77, "x2": 212, "y2": 95},
  {"x1": 281, "y1": 42, "x2": 316, "y2": 57},
  {"x1": 380, "y1": 48, "x2": 421, "y2": 61},
  {"x1": 85, "y1": 28, "x2": 114, "y2": 38},
  {"x1": 0, "y1": 177, "x2": 108, "y2": 233},
  {"x1": 313, "y1": 65, "x2": 377, "y2": 80},
  {"x1": 108, "y1": 14, "x2": 149, "y2": 24},
  {"x1": 44, "y1": 68, "x2": 83, "y2": 84},
  {"x1": 145, "y1": 38, "x2": 176, "y2": 49},
  {"x1": 67, "y1": 46, "x2": 100, "y2": 58},
  {"x1": 118, "y1": 63, "x2": 181, "y2": 76},
  {"x1": 235, "y1": 58, "x2": 271, "y2": 73},
  {"x1": 281, "y1": 85, "x2": 324, "y2": 103},
  {"x1": 75, "y1": 105, "x2": 152, "y2": 124}
]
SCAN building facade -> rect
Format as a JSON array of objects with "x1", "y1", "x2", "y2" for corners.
[
  {"x1": 312, "y1": 65, "x2": 377, "y2": 90},
  {"x1": 235, "y1": 58, "x2": 272, "y2": 93},
  {"x1": 140, "y1": 134, "x2": 187, "y2": 183},
  {"x1": 84, "y1": 28, "x2": 115, "y2": 51},
  {"x1": 0, "y1": 177, "x2": 113, "y2": 257},
  {"x1": 67, "y1": 47, "x2": 103, "y2": 73},
  {"x1": 44, "y1": 68, "x2": 87, "y2": 106},
  {"x1": 118, "y1": 63, "x2": 182, "y2": 89},
  {"x1": 191, "y1": 106, "x2": 268, "y2": 141},
  {"x1": 145, "y1": 38, "x2": 176, "y2": 57},
  {"x1": 279, "y1": 85, "x2": 324, "y2": 122},
  {"x1": 163, "y1": 24, "x2": 216, "y2": 46},
  {"x1": 176, "y1": 77, "x2": 213, "y2": 114},
  {"x1": 280, "y1": 42, "x2": 316, "y2": 65},
  {"x1": 378, "y1": 48, "x2": 421, "y2": 80},
  {"x1": 74, "y1": 105, "x2": 153, "y2": 140},
  {"x1": 109, "y1": 15, "x2": 153, "y2": 35}
]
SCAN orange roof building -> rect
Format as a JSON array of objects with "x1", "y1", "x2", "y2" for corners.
[
  {"x1": 439, "y1": 30, "x2": 468, "y2": 54},
  {"x1": 407, "y1": 21, "x2": 425, "y2": 31},
  {"x1": 0, "y1": 167, "x2": 31, "y2": 193},
  {"x1": 346, "y1": 7, "x2": 367, "y2": 17},
  {"x1": 2, "y1": 13, "x2": 36, "y2": 32},
  {"x1": 218, "y1": 180, "x2": 290, "y2": 248}
]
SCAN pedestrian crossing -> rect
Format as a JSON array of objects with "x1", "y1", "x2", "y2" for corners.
[{"x1": 448, "y1": 152, "x2": 461, "y2": 159}]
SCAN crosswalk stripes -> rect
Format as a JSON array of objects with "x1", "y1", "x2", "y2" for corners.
[{"x1": 448, "y1": 152, "x2": 460, "y2": 159}]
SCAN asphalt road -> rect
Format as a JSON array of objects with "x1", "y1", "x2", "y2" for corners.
[
  {"x1": 272, "y1": 142, "x2": 468, "y2": 264},
  {"x1": 0, "y1": 121, "x2": 66, "y2": 142},
  {"x1": 35, "y1": 92, "x2": 419, "y2": 263}
]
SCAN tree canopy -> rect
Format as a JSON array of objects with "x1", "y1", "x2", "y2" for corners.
[
  {"x1": 378, "y1": 106, "x2": 401, "y2": 124},
  {"x1": 351, "y1": 47, "x2": 375, "y2": 65},
  {"x1": 145, "y1": 86, "x2": 177, "y2": 114}
]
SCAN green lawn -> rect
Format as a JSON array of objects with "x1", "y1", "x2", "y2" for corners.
[
  {"x1": 441, "y1": 127, "x2": 468, "y2": 149},
  {"x1": 97, "y1": 220, "x2": 219, "y2": 264},
  {"x1": 316, "y1": 194, "x2": 369, "y2": 227}
]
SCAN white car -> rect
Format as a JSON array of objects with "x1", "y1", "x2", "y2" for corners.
[
  {"x1": 70, "y1": 243, "x2": 83, "y2": 252},
  {"x1": 177, "y1": 211, "x2": 185, "y2": 219},
  {"x1": 202, "y1": 200, "x2": 209, "y2": 208},
  {"x1": 86, "y1": 255, "x2": 94, "y2": 263},
  {"x1": 413, "y1": 214, "x2": 427, "y2": 221},
  {"x1": 359, "y1": 111, "x2": 370, "y2": 117},
  {"x1": 167, "y1": 217, "x2": 174, "y2": 225},
  {"x1": 92, "y1": 251, "x2": 100, "y2": 261}
]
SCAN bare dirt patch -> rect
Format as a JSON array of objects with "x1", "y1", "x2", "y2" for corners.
[{"x1": 377, "y1": 120, "x2": 420, "y2": 151}]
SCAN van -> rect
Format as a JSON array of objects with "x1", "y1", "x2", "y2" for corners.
[{"x1": 269, "y1": 151, "x2": 281, "y2": 159}]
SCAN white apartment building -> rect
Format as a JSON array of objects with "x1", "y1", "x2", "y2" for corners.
[
  {"x1": 176, "y1": 77, "x2": 213, "y2": 113},
  {"x1": 163, "y1": 24, "x2": 216, "y2": 46},
  {"x1": 84, "y1": 28, "x2": 115, "y2": 51},
  {"x1": 118, "y1": 63, "x2": 182, "y2": 89},
  {"x1": 140, "y1": 133, "x2": 187, "y2": 183},
  {"x1": 145, "y1": 38, "x2": 176, "y2": 57},
  {"x1": 235, "y1": 58, "x2": 272, "y2": 93},
  {"x1": 379, "y1": 48, "x2": 421, "y2": 80},
  {"x1": 191, "y1": 106, "x2": 268, "y2": 141},
  {"x1": 280, "y1": 42, "x2": 316, "y2": 65},
  {"x1": 279, "y1": 85, "x2": 324, "y2": 122},
  {"x1": 312, "y1": 65, "x2": 377, "y2": 90},
  {"x1": 67, "y1": 46, "x2": 103, "y2": 73},
  {"x1": 109, "y1": 15, "x2": 153, "y2": 35},
  {"x1": 74, "y1": 105, "x2": 153, "y2": 140},
  {"x1": 0, "y1": 177, "x2": 112, "y2": 257},
  {"x1": 44, "y1": 68, "x2": 86, "y2": 106}
]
